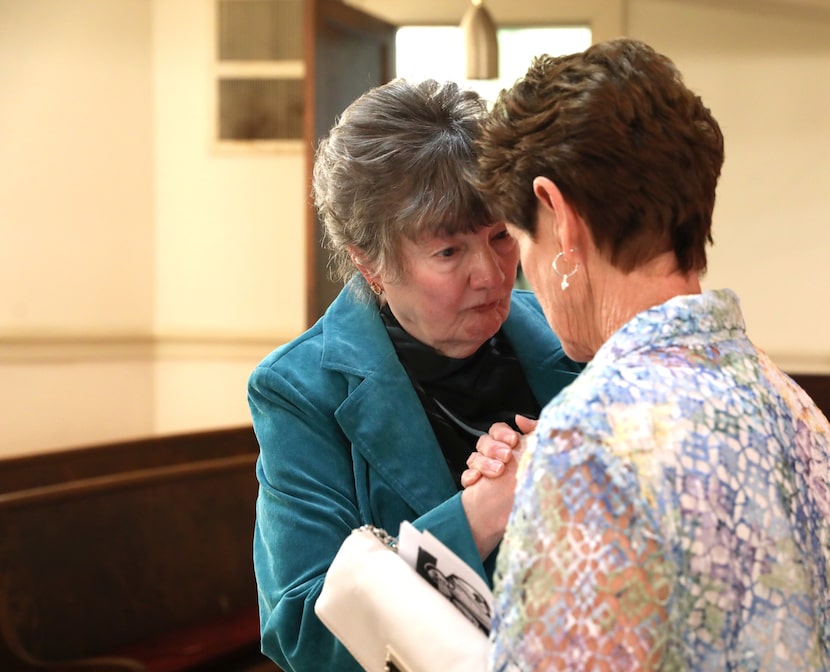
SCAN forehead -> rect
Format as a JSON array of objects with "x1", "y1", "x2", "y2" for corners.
[
  {"x1": 409, "y1": 222, "x2": 501, "y2": 249},
  {"x1": 404, "y1": 209, "x2": 489, "y2": 240},
  {"x1": 408, "y1": 219, "x2": 494, "y2": 243}
]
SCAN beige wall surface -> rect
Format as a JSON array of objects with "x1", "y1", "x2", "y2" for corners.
[
  {"x1": 628, "y1": 0, "x2": 830, "y2": 373},
  {"x1": 1, "y1": 0, "x2": 828, "y2": 457},
  {"x1": 0, "y1": 0, "x2": 159, "y2": 456},
  {"x1": 0, "y1": 0, "x2": 154, "y2": 334},
  {"x1": 153, "y1": 0, "x2": 306, "y2": 341},
  {"x1": 0, "y1": 0, "x2": 296, "y2": 456},
  {"x1": 150, "y1": 0, "x2": 305, "y2": 454}
]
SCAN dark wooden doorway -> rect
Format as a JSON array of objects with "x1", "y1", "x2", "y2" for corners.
[{"x1": 304, "y1": 0, "x2": 396, "y2": 326}]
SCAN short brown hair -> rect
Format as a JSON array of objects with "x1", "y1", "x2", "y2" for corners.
[{"x1": 477, "y1": 38, "x2": 724, "y2": 273}]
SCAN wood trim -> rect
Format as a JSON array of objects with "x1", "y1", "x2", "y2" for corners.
[
  {"x1": 303, "y1": 0, "x2": 318, "y2": 327},
  {"x1": 302, "y1": 0, "x2": 397, "y2": 327},
  {"x1": 0, "y1": 332, "x2": 288, "y2": 363},
  {"x1": 0, "y1": 425, "x2": 258, "y2": 493},
  {"x1": 0, "y1": 453, "x2": 256, "y2": 510}
]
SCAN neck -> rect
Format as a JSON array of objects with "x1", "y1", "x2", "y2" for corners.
[{"x1": 585, "y1": 251, "x2": 701, "y2": 356}]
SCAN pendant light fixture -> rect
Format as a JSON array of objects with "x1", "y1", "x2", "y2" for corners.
[{"x1": 461, "y1": 0, "x2": 499, "y2": 80}]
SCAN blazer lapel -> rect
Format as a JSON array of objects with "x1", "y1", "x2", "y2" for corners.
[{"x1": 321, "y1": 283, "x2": 457, "y2": 516}]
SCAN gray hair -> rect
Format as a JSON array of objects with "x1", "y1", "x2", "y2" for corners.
[{"x1": 312, "y1": 78, "x2": 492, "y2": 301}]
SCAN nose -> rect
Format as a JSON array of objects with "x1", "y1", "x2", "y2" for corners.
[{"x1": 469, "y1": 245, "x2": 505, "y2": 289}]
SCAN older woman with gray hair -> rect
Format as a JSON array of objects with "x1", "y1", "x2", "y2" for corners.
[{"x1": 248, "y1": 78, "x2": 581, "y2": 672}]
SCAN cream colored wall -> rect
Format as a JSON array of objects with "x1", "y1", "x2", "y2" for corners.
[
  {"x1": 0, "y1": 0, "x2": 159, "y2": 455},
  {"x1": 1, "y1": 0, "x2": 828, "y2": 457},
  {"x1": 0, "y1": 0, "x2": 155, "y2": 336},
  {"x1": 150, "y1": 0, "x2": 306, "y2": 438},
  {"x1": 153, "y1": 0, "x2": 306, "y2": 341},
  {"x1": 627, "y1": 0, "x2": 830, "y2": 373},
  {"x1": 0, "y1": 0, "x2": 303, "y2": 456}
]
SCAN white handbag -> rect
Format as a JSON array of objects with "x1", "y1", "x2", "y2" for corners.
[{"x1": 315, "y1": 526, "x2": 489, "y2": 672}]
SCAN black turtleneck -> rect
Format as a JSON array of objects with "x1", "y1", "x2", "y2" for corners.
[{"x1": 380, "y1": 304, "x2": 540, "y2": 489}]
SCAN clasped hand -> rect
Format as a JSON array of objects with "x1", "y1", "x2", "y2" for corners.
[
  {"x1": 461, "y1": 414, "x2": 537, "y2": 487},
  {"x1": 459, "y1": 415, "x2": 537, "y2": 559}
]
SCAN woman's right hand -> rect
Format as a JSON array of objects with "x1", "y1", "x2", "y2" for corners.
[
  {"x1": 460, "y1": 414, "x2": 538, "y2": 559},
  {"x1": 460, "y1": 415, "x2": 537, "y2": 488}
]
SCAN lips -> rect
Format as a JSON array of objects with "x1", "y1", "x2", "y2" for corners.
[
  {"x1": 473, "y1": 301, "x2": 498, "y2": 312},
  {"x1": 469, "y1": 297, "x2": 507, "y2": 313}
]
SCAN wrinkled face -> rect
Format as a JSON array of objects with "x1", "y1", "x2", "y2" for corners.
[{"x1": 381, "y1": 223, "x2": 519, "y2": 358}]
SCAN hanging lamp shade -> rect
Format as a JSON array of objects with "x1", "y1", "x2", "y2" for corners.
[{"x1": 461, "y1": 0, "x2": 498, "y2": 80}]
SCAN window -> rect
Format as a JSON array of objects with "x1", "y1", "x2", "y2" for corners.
[
  {"x1": 214, "y1": 0, "x2": 304, "y2": 150},
  {"x1": 396, "y1": 26, "x2": 592, "y2": 107}
]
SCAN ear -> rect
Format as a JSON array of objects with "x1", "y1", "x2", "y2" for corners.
[
  {"x1": 532, "y1": 176, "x2": 587, "y2": 262},
  {"x1": 348, "y1": 246, "x2": 380, "y2": 286},
  {"x1": 532, "y1": 176, "x2": 558, "y2": 220}
]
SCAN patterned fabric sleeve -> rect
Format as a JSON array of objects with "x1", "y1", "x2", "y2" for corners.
[{"x1": 490, "y1": 427, "x2": 676, "y2": 671}]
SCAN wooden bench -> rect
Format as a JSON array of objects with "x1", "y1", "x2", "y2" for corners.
[
  {"x1": 0, "y1": 426, "x2": 281, "y2": 672},
  {"x1": 791, "y1": 373, "x2": 830, "y2": 421}
]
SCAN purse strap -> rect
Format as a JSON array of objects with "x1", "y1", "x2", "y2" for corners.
[{"x1": 360, "y1": 524, "x2": 399, "y2": 552}]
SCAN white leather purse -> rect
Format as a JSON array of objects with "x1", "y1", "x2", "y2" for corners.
[{"x1": 315, "y1": 526, "x2": 489, "y2": 672}]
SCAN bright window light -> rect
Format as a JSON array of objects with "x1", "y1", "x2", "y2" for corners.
[{"x1": 396, "y1": 26, "x2": 592, "y2": 106}]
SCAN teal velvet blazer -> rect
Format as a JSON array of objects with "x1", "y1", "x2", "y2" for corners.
[{"x1": 249, "y1": 280, "x2": 581, "y2": 672}]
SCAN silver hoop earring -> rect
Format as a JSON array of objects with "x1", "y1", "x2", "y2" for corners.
[{"x1": 552, "y1": 251, "x2": 579, "y2": 291}]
